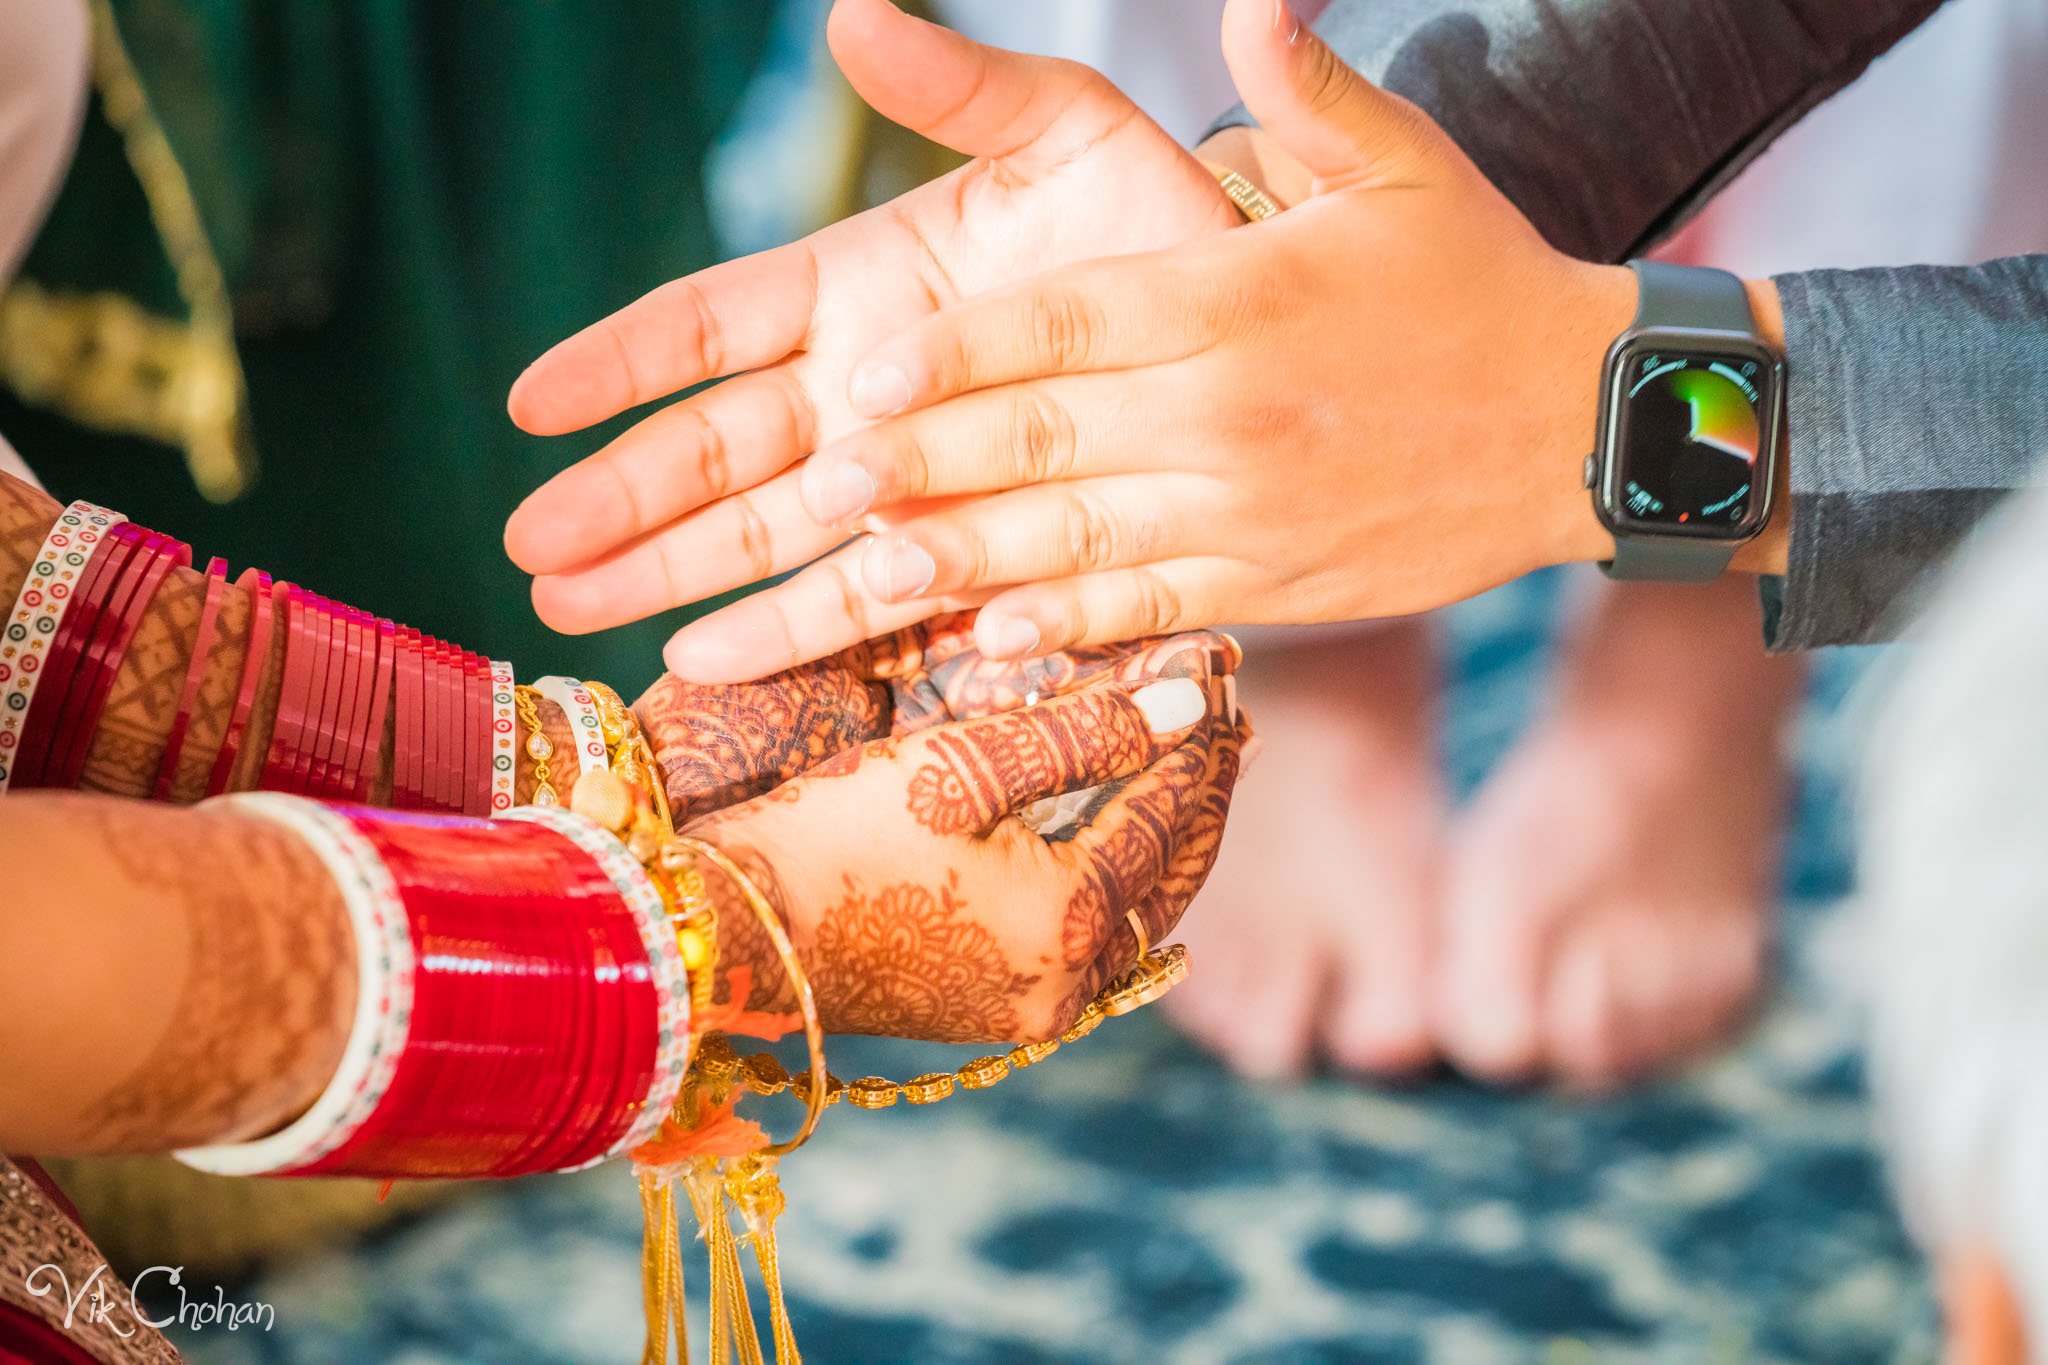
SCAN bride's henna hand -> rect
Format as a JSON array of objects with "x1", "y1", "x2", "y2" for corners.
[
  {"x1": 634, "y1": 612, "x2": 1243, "y2": 823},
  {"x1": 685, "y1": 674, "x2": 1241, "y2": 1042}
]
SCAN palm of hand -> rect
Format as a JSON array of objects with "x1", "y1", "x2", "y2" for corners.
[{"x1": 504, "y1": 1, "x2": 1238, "y2": 664}]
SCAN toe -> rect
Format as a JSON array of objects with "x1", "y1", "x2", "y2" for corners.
[
  {"x1": 1320, "y1": 871, "x2": 1438, "y2": 1076},
  {"x1": 1543, "y1": 928, "x2": 1628, "y2": 1092}
]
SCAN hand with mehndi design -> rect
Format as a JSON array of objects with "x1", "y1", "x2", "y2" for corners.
[
  {"x1": 632, "y1": 611, "x2": 1242, "y2": 822},
  {"x1": 681, "y1": 668, "x2": 1249, "y2": 1043}
]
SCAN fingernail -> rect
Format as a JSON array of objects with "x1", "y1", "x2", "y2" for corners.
[
  {"x1": 1274, "y1": 0, "x2": 1302, "y2": 43},
  {"x1": 849, "y1": 362, "x2": 912, "y2": 418},
  {"x1": 861, "y1": 534, "x2": 936, "y2": 602},
  {"x1": 802, "y1": 458, "x2": 876, "y2": 525},
  {"x1": 977, "y1": 611, "x2": 1040, "y2": 660},
  {"x1": 1132, "y1": 677, "x2": 1206, "y2": 734},
  {"x1": 664, "y1": 612, "x2": 792, "y2": 683}
]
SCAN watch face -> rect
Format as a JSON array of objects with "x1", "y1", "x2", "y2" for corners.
[{"x1": 1601, "y1": 339, "x2": 1780, "y2": 539}]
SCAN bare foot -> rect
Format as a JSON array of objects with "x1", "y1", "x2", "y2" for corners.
[
  {"x1": 1435, "y1": 575, "x2": 1802, "y2": 1090},
  {"x1": 1165, "y1": 620, "x2": 1445, "y2": 1078}
]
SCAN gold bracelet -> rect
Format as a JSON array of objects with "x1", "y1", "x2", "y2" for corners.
[
  {"x1": 678, "y1": 835, "x2": 828, "y2": 1158},
  {"x1": 1203, "y1": 162, "x2": 1282, "y2": 223},
  {"x1": 584, "y1": 680, "x2": 672, "y2": 830},
  {"x1": 710, "y1": 944, "x2": 1192, "y2": 1112},
  {"x1": 513, "y1": 685, "x2": 558, "y2": 808}
]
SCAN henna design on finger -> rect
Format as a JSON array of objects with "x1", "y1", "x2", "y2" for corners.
[
  {"x1": 904, "y1": 691, "x2": 1153, "y2": 835},
  {"x1": 1056, "y1": 738, "x2": 1209, "y2": 968}
]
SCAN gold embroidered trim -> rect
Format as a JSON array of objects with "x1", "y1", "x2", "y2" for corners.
[{"x1": 0, "y1": 0, "x2": 254, "y2": 503}]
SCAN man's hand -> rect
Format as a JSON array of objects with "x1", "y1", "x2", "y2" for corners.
[
  {"x1": 506, "y1": 0, "x2": 1239, "y2": 682},
  {"x1": 659, "y1": 0, "x2": 1663, "y2": 670}
]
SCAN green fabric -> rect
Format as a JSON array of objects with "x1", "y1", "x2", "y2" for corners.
[{"x1": 5, "y1": 0, "x2": 774, "y2": 692}]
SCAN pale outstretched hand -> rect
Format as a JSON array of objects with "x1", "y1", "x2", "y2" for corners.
[{"x1": 506, "y1": 0, "x2": 1239, "y2": 682}]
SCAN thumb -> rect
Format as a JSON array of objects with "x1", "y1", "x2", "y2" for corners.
[
  {"x1": 827, "y1": 0, "x2": 1137, "y2": 168},
  {"x1": 1218, "y1": 0, "x2": 1441, "y2": 188}
]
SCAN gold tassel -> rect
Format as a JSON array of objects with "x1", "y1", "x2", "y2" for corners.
[{"x1": 639, "y1": 1172, "x2": 689, "y2": 1365}]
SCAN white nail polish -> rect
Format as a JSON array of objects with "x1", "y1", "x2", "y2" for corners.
[{"x1": 1132, "y1": 677, "x2": 1205, "y2": 734}]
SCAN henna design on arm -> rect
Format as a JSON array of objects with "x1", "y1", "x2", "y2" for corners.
[{"x1": 0, "y1": 796, "x2": 355, "y2": 1153}]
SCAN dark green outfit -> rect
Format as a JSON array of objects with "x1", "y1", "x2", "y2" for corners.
[{"x1": 2, "y1": 0, "x2": 773, "y2": 690}]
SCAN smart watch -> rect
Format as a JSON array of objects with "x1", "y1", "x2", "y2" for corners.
[{"x1": 1584, "y1": 260, "x2": 1786, "y2": 580}]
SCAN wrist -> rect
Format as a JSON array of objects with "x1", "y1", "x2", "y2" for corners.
[
  {"x1": 1538, "y1": 262, "x2": 1636, "y2": 569},
  {"x1": 1730, "y1": 277, "x2": 1791, "y2": 576},
  {"x1": 1541, "y1": 268, "x2": 1792, "y2": 578}
]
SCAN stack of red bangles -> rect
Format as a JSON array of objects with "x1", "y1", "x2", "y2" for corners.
[
  {"x1": 178, "y1": 796, "x2": 692, "y2": 1179},
  {"x1": 0, "y1": 500, "x2": 514, "y2": 812}
]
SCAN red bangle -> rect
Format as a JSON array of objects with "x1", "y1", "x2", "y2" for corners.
[
  {"x1": 307, "y1": 598, "x2": 363, "y2": 799},
  {"x1": 336, "y1": 610, "x2": 377, "y2": 802},
  {"x1": 153, "y1": 557, "x2": 229, "y2": 800},
  {"x1": 206, "y1": 569, "x2": 274, "y2": 795},
  {"x1": 355, "y1": 616, "x2": 398, "y2": 802},
  {"x1": 332, "y1": 608, "x2": 376, "y2": 800},
  {"x1": 174, "y1": 798, "x2": 684, "y2": 1180},
  {"x1": 299, "y1": 596, "x2": 344, "y2": 797},
  {"x1": 463, "y1": 650, "x2": 490, "y2": 818},
  {"x1": 422, "y1": 639, "x2": 449, "y2": 811},
  {"x1": 299, "y1": 812, "x2": 649, "y2": 1178},
  {"x1": 261, "y1": 584, "x2": 312, "y2": 792},
  {"x1": 50, "y1": 530, "x2": 190, "y2": 790},
  {"x1": 12, "y1": 526, "x2": 136, "y2": 787},
  {"x1": 297, "y1": 593, "x2": 345, "y2": 796},
  {"x1": 435, "y1": 642, "x2": 465, "y2": 814},
  {"x1": 391, "y1": 626, "x2": 424, "y2": 809}
]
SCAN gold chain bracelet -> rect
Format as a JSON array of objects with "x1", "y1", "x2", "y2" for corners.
[
  {"x1": 701, "y1": 943, "x2": 1190, "y2": 1112},
  {"x1": 513, "y1": 686, "x2": 559, "y2": 808}
]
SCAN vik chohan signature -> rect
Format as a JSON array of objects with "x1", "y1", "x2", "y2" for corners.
[{"x1": 24, "y1": 1261, "x2": 275, "y2": 1336}]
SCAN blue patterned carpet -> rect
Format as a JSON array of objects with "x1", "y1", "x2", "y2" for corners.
[{"x1": 174, "y1": 573, "x2": 1936, "y2": 1364}]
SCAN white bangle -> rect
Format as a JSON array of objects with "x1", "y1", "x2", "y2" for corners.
[
  {"x1": 529, "y1": 675, "x2": 612, "y2": 779},
  {"x1": 488, "y1": 659, "x2": 518, "y2": 815},
  {"x1": 0, "y1": 501, "x2": 125, "y2": 793},
  {"x1": 175, "y1": 793, "x2": 415, "y2": 1176}
]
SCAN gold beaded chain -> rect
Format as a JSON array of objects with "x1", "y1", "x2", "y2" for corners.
[
  {"x1": 513, "y1": 686, "x2": 559, "y2": 808},
  {"x1": 697, "y1": 943, "x2": 1191, "y2": 1112}
]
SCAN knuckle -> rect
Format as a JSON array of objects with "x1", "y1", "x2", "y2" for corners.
[
  {"x1": 1058, "y1": 489, "x2": 1126, "y2": 573},
  {"x1": 1125, "y1": 566, "x2": 1186, "y2": 638},
  {"x1": 1030, "y1": 288, "x2": 1102, "y2": 372},
  {"x1": 681, "y1": 406, "x2": 732, "y2": 500},
  {"x1": 1009, "y1": 389, "x2": 1075, "y2": 485},
  {"x1": 889, "y1": 425, "x2": 935, "y2": 499},
  {"x1": 596, "y1": 447, "x2": 657, "y2": 539},
  {"x1": 731, "y1": 495, "x2": 776, "y2": 583},
  {"x1": 821, "y1": 558, "x2": 875, "y2": 640}
]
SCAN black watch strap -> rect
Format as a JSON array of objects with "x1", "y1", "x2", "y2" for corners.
[{"x1": 1601, "y1": 261, "x2": 1757, "y2": 582}]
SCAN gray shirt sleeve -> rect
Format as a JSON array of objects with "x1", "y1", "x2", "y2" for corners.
[{"x1": 1211, "y1": 0, "x2": 2048, "y2": 648}]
